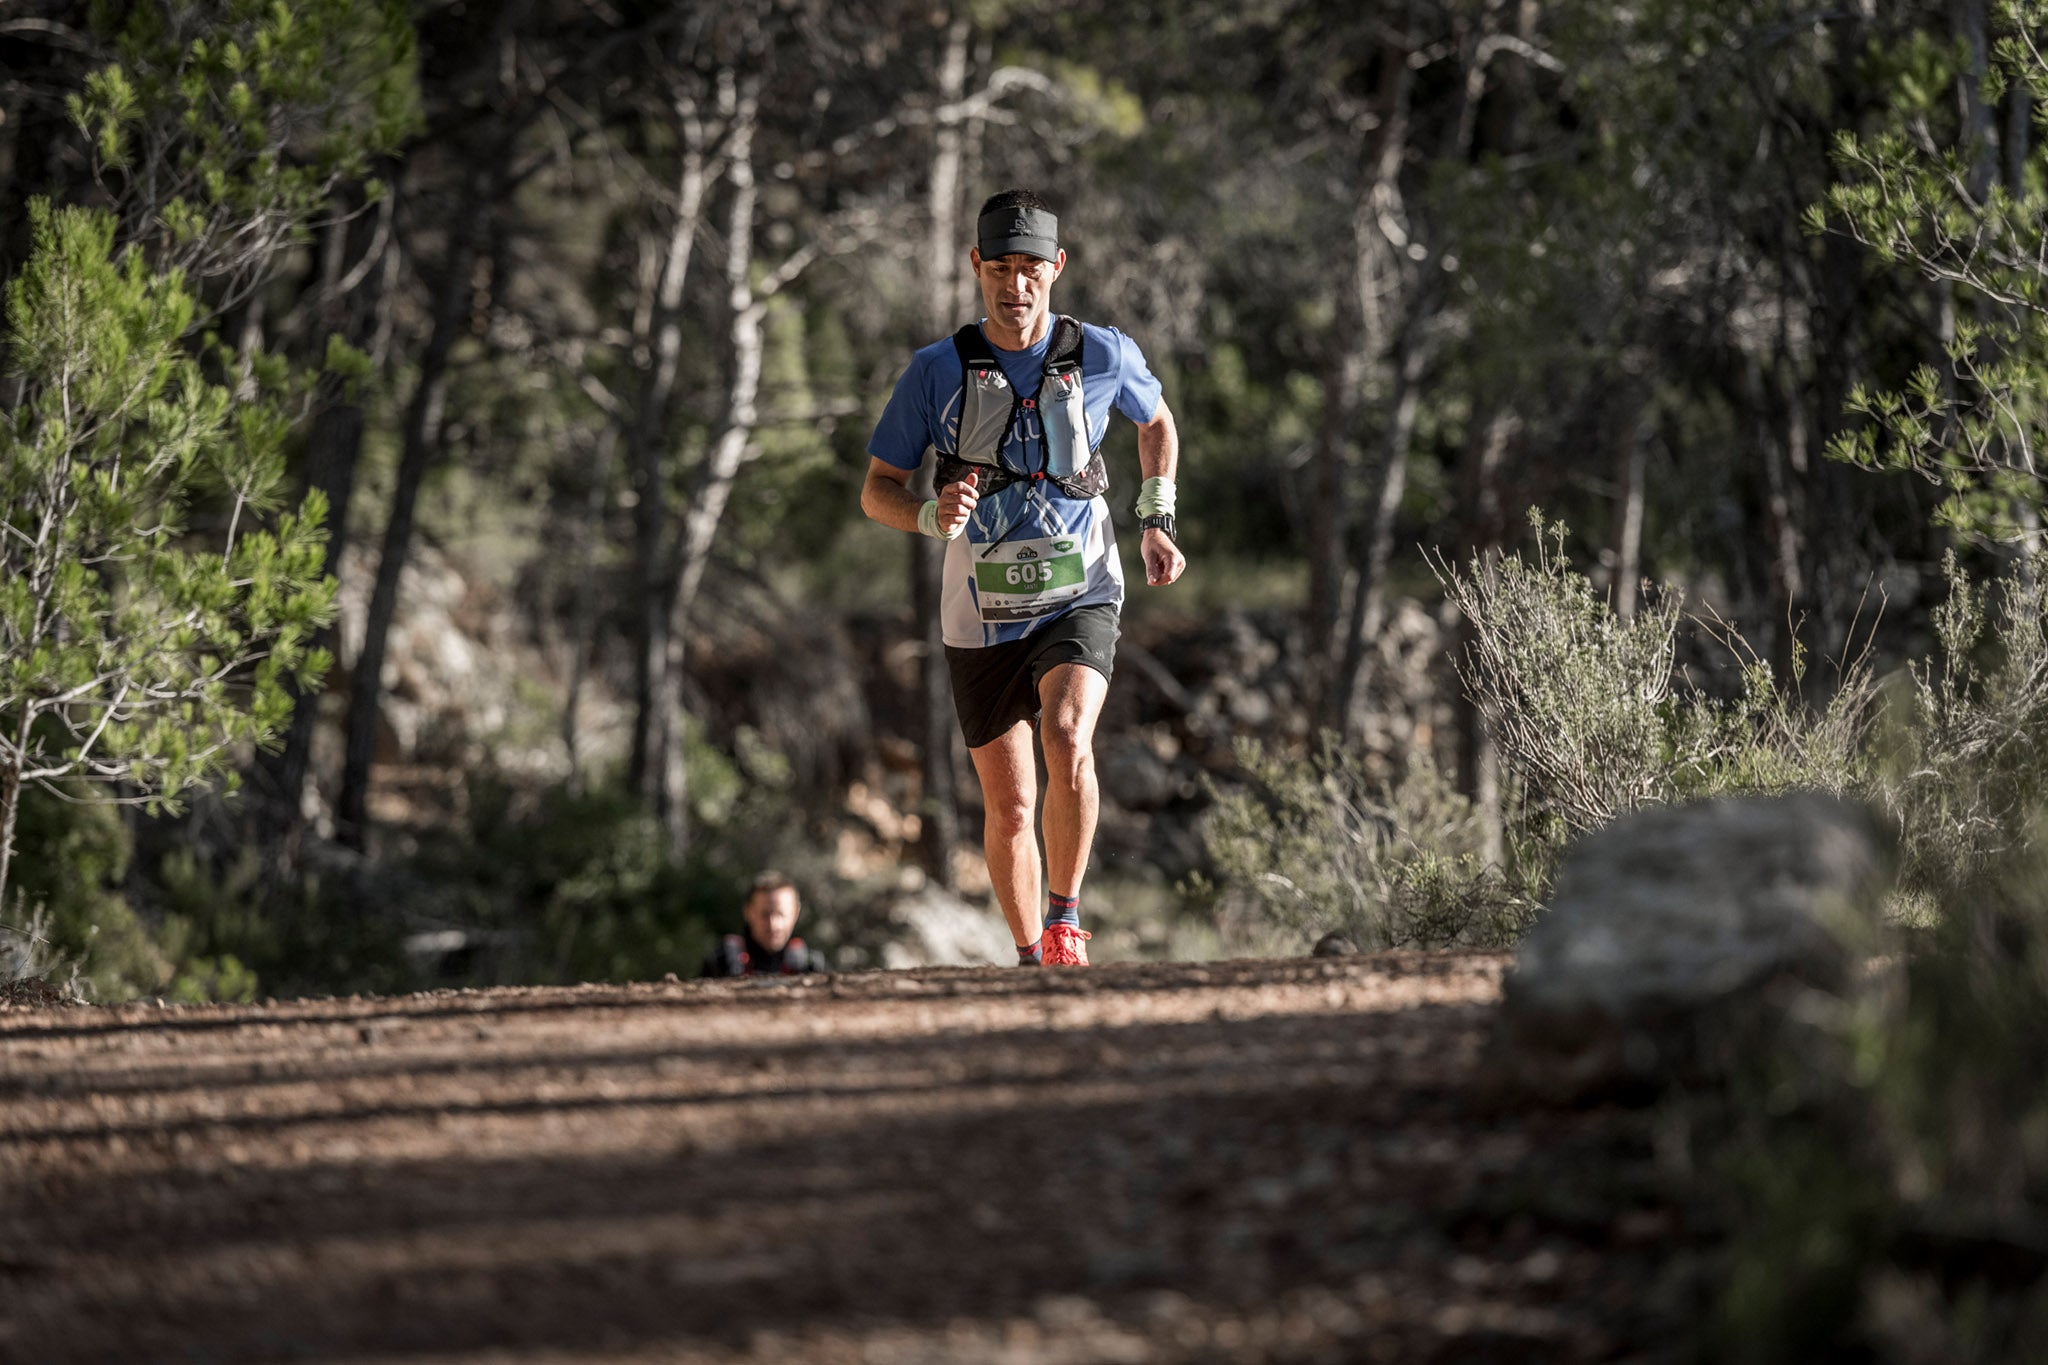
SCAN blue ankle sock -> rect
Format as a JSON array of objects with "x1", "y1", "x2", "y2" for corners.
[
  {"x1": 1016, "y1": 938, "x2": 1043, "y2": 964},
  {"x1": 1046, "y1": 892, "x2": 1080, "y2": 930}
]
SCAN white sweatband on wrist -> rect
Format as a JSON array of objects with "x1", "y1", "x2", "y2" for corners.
[
  {"x1": 1136, "y1": 475, "x2": 1176, "y2": 519},
  {"x1": 918, "y1": 498, "x2": 958, "y2": 540}
]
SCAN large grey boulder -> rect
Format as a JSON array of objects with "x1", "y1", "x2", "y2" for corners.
[{"x1": 1497, "y1": 792, "x2": 1896, "y2": 1096}]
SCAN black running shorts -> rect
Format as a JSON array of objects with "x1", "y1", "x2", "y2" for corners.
[{"x1": 944, "y1": 603, "x2": 1120, "y2": 750}]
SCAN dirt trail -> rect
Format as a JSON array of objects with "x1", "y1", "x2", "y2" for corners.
[{"x1": 0, "y1": 954, "x2": 1690, "y2": 1363}]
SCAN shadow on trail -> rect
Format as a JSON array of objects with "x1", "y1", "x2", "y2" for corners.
[
  {"x1": 0, "y1": 951, "x2": 1498, "y2": 1044},
  {"x1": 1, "y1": 983, "x2": 1682, "y2": 1365},
  {"x1": 0, "y1": 988, "x2": 1468, "y2": 1109},
  {"x1": 6, "y1": 1069, "x2": 1640, "y2": 1365}
]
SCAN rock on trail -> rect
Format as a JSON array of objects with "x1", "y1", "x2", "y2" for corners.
[{"x1": 1, "y1": 954, "x2": 1690, "y2": 1363}]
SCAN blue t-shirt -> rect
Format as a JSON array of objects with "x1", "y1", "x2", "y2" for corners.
[{"x1": 868, "y1": 320, "x2": 1162, "y2": 648}]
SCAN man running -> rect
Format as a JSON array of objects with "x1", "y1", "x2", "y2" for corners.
[{"x1": 861, "y1": 188, "x2": 1185, "y2": 966}]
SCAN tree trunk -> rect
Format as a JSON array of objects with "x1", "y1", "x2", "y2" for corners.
[
  {"x1": 561, "y1": 428, "x2": 613, "y2": 797},
  {"x1": 1306, "y1": 302, "x2": 1363, "y2": 717},
  {"x1": 1331, "y1": 319, "x2": 1427, "y2": 736},
  {"x1": 261, "y1": 186, "x2": 393, "y2": 849},
  {"x1": 1611, "y1": 398, "x2": 1648, "y2": 624},
  {"x1": 336, "y1": 214, "x2": 479, "y2": 849},
  {"x1": 1456, "y1": 407, "x2": 1513, "y2": 865},
  {"x1": 655, "y1": 74, "x2": 762, "y2": 857},
  {"x1": 1953, "y1": 0, "x2": 1999, "y2": 203},
  {"x1": 2005, "y1": 81, "x2": 2030, "y2": 195},
  {"x1": 628, "y1": 106, "x2": 714, "y2": 798},
  {"x1": 1318, "y1": 16, "x2": 1416, "y2": 736},
  {"x1": 912, "y1": 13, "x2": 971, "y2": 889},
  {"x1": 0, "y1": 751, "x2": 19, "y2": 916}
]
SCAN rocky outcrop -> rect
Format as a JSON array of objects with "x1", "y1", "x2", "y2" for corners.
[
  {"x1": 1495, "y1": 792, "x2": 1897, "y2": 1097},
  {"x1": 873, "y1": 885, "x2": 1021, "y2": 969}
]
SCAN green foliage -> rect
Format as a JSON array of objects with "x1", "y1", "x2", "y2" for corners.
[
  {"x1": 71, "y1": 0, "x2": 419, "y2": 281},
  {"x1": 149, "y1": 845, "x2": 410, "y2": 1001},
  {"x1": 0, "y1": 787, "x2": 366, "y2": 1002},
  {"x1": 1440, "y1": 519, "x2": 2048, "y2": 909},
  {"x1": 1201, "y1": 737, "x2": 1540, "y2": 951},
  {"x1": 1817, "y1": 0, "x2": 2048, "y2": 542},
  {"x1": 0, "y1": 199, "x2": 336, "y2": 905},
  {"x1": 417, "y1": 780, "x2": 734, "y2": 985},
  {"x1": 1436, "y1": 515, "x2": 1683, "y2": 837},
  {"x1": 1710, "y1": 834, "x2": 2048, "y2": 1359},
  {"x1": 1885, "y1": 553, "x2": 2048, "y2": 893},
  {"x1": 0, "y1": 788, "x2": 169, "y2": 999},
  {"x1": 1215, "y1": 514, "x2": 2048, "y2": 953}
]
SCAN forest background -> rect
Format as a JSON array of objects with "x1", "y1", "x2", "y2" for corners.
[{"x1": 2, "y1": 0, "x2": 2043, "y2": 1002}]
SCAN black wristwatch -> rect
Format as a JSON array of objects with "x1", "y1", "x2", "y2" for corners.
[{"x1": 1139, "y1": 513, "x2": 1176, "y2": 543}]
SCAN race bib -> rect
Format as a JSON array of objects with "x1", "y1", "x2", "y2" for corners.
[{"x1": 973, "y1": 534, "x2": 1093, "y2": 623}]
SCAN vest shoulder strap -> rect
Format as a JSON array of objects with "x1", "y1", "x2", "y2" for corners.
[
  {"x1": 721, "y1": 933, "x2": 751, "y2": 975},
  {"x1": 1044, "y1": 314, "x2": 1083, "y2": 373},
  {"x1": 950, "y1": 317, "x2": 1085, "y2": 376},
  {"x1": 952, "y1": 321, "x2": 998, "y2": 370}
]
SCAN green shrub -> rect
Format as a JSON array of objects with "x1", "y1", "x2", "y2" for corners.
[
  {"x1": 1438, "y1": 520, "x2": 2048, "y2": 918},
  {"x1": 1435, "y1": 517, "x2": 1684, "y2": 837},
  {"x1": 149, "y1": 844, "x2": 412, "y2": 1001},
  {"x1": 1883, "y1": 554, "x2": 2048, "y2": 898},
  {"x1": 1, "y1": 789, "x2": 169, "y2": 999},
  {"x1": 1708, "y1": 831, "x2": 2048, "y2": 1361},
  {"x1": 1201, "y1": 737, "x2": 1541, "y2": 951},
  {"x1": 1210, "y1": 516, "x2": 2048, "y2": 956},
  {"x1": 1439, "y1": 513, "x2": 1883, "y2": 834},
  {"x1": 415, "y1": 779, "x2": 733, "y2": 984}
]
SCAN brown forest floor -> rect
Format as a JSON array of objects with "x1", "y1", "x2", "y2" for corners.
[{"x1": 0, "y1": 954, "x2": 1702, "y2": 1364}]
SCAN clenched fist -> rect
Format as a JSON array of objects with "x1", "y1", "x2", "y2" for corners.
[
  {"x1": 936, "y1": 469, "x2": 979, "y2": 539},
  {"x1": 1143, "y1": 526, "x2": 1185, "y2": 586}
]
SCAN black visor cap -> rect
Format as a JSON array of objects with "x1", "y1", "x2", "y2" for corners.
[{"x1": 977, "y1": 206, "x2": 1059, "y2": 262}]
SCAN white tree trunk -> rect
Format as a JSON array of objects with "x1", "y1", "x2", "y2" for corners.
[
  {"x1": 628, "y1": 98, "x2": 715, "y2": 798},
  {"x1": 657, "y1": 73, "x2": 763, "y2": 855}
]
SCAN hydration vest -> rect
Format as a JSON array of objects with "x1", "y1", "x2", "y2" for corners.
[
  {"x1": 717, "y1": 933, "x2": 815, "y2": 976},
  {"x1": 934, "y1": 316, "x2": 1109, "y2": 501}
]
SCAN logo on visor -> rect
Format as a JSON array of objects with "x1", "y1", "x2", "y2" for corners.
[{"x1": 1012, "y1": 216, "x2": 1031, "y2": 234}]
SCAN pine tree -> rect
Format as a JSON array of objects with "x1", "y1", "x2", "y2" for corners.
[
  {"x1": 0, "y1": 200, "x2": 334, "y2": 909},
  {"x1": 1816, "y1": 0, "x2": 2048, "y2": 542}
]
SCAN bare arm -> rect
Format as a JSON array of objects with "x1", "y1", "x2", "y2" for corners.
[
  {"x1": 1134, "y1": 400, "x2": 1186, "y2": 587},
  {"x1": 860, "y1": 458, "x2": 923, "y2": 533},
  {"x1": 861, "y1": 457, "x2": 979, "y2": 538},
  {"x1": 1136, "y1": 400, "x2": 1178, "y2": 482}
]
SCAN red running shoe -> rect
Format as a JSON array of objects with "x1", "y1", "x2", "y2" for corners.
[{"x1": 1041, "y1": 923, "x2": 1091, "y2": 966}]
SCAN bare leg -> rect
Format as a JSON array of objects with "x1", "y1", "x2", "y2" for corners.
[
  {"x1": 967, "y1": 719, "x2": 1042, "y2": 947},
  {"x1": 1037, "y1": 662, "x2": 1109, "y2": 902}
]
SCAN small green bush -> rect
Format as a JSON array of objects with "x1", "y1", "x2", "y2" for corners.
[
  {"x1": 2, "y1": 789, "x2": 169, "y2": 999},
  {"x1": 1201, "y1": 737, "x2": 1541, "y2": 951},
  {"x1": 1883, "y1": 554, "x2": 2048, "y2": 898},
  {"x1": 1708, "y1": 830, "x2": 2048, "y2": 1361},
  {"x1": 1439, "y1": 513, "x2": 1882, "y2": 836},
  {"x1": 150, "y1": 845, "x2": 412, "y2": 1001},
  {"x1": 1436, "y1": 517, "x2": 1683, "y2": 837},
  {"x1": 415, "y1": 778, "x2": 734, "y2": 985},
  {"x1": 1210, "y1": 516, "x2": 2048, "y2": 958},
  {"x1": 1438, "y1": 520, "x2": 2048, "y2": 920}
]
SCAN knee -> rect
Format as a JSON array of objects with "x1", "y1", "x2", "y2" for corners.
[
  {"x1": 1041, "y1": 718, "x2": 1095, "y2": 787},
  {"x1": 985, "y1": 794, "x2": 1035, "y2": 841}
]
